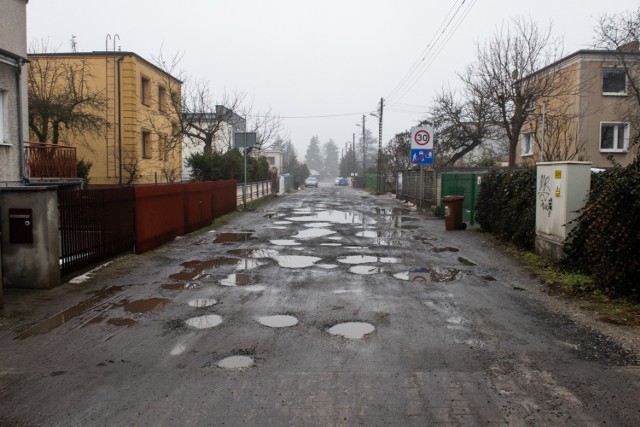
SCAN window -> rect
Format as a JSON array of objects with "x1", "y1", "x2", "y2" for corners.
[
  {"x1": 0, "y1": 90, "x2": 7, "y2": 144},
  {"x1": 521, "y1": 133, "x2": 534, "y2": 156},
  {"x1": 600, "y1": 123, "x2": 629, "y2": 152},
  {"x1": 603, "y1": 68, "x2": 626, "y2": 95},
  {"x1": 141, "y1": 76, "x2": 150, "y2": 105},
  {"x1": 267, "y1": 156, "x2": 275, "y2": 166},
  {"x1": 158, "y1": 86, "x2": 166, "y2": 112},
  {"x1": 142, "y1": 131, "x2": 152, "y2": 159}
]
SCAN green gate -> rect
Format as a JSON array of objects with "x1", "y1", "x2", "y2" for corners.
[{"x1": 441, "y1": 173, "x2": 484, "y2": 225}]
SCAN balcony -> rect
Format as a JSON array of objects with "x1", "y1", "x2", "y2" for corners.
[{"x1": 24, "y1": 142, "x2": 77, "y2": 179}]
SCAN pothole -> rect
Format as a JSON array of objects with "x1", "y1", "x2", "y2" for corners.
[
  {"x1": 187, "y1": 298, "x2": 218, "y2": 308},
  {"x1": 273, "y1": 255, "x2": 321, "y2": 268},
  {"x1": 270, "y1": 240, "x2": 301, "y2": 246},
  {"x1": 220, "y1": 273, "x2": 252, "y2": 287},
  {"x1": 293, "y1": 228, "x2": 337, "y2": 239},
  {"x1": 169, "y1": 257, "x2": 238, "y2": 281},
  {"x1": 337, "y1": 255, "x2": 399, "y2": 264},
  {"x1": 185, "y1": 314, "x2": 222, "y2": 329},
  {"x1": 303, "y1": 222, "x2": 332, "y2": 228},
  {"x1": 257, "y1": 315, "x2": 298, "y2": 328},
  {"x1": 107, "y1": 318, "x2": 137, "y2": 327},
  {"x1": 213, "y1": 232, "x2": 253, "y2": 244},
  {"x1": 328, "y1": 322, "x2": 375, "y2": 339},
  {"x1": 458, "y1": 257, "x2": 476, "y2": 266},
  {"x1": 349, "y1": 265, "x2": 381, "y2": 275},
  {"x1": 161, "y1": 283, "x2": 201, "y2": 290},
  {"x1": 393, "y1": 267, "x2": 462, "y2": 283},
  {"x1": 123, "y1": 298, "x2": 170, "y2": 313},
  {"x1": 217, "y1": 355, "x2": 254, "y2": 369},
  {"x1": 433, "y1": 247, "x2": 460, "y2": 253}
]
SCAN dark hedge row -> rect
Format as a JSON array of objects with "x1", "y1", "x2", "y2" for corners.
[
  {"x1": 476, "y1": 168, "x2": 537, "y2": 250},
  {"x1": 564, "y1": 159, "x2": 640, "y2": 299}
]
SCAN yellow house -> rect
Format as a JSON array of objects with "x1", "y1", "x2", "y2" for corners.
[
  {"x1": 517, "y1": 44, "x2": 640, "y2": 168},
  {"x1": 28, "y1": 51, "x2": 183, "y2": 184}
]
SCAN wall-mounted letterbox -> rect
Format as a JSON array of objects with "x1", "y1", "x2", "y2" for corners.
[{"x1": 9, "y1": 208, "x2": 33, "y2": 244}]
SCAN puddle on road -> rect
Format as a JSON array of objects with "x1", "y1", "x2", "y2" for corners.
[
  {"x1": 169, "y1": 257, "x2": 239, "y2": 281},
  {"x1": 320, "y1": 243, "x2": 342, "y2": 247},
  {"x1": 270, "y1": 240, "x2": 301, "y2": 246},
  {"x1": 15, "y1": 285, "x2": 126, "y2": 339},
  {"x1": 375, "y1": 207, "x2": 412, "y2": 216},
  {"x1": 286, "y1": 210, "x2": 376, "y2": 226},
  {"x1": 217, "y1": 355, "x2": 254, "y2": 369},
  {"x1": 337, "y1": 255, "x2": 399, "y2": 265},
  {"x1": 220, "y1": 273, "x2": 252, "y2": 287},
  {"x1": 355, "y1": 230, "x2": 378, "y2": 238},
  {"x1": 227, "y1": 249, "x2": 254, "y2": 257},
  {"x1": 185, "y1": 314, "x2": 223, "y2": 329},
  {"x1": 161, "y1": 282, "x2": 201, "y2": 291},
  {"x1": 187, "y1": 298, "x2": 218, "y2": 308},
  {"x1": 303, "y1": 222, "x2": 332, "y2": 228},
  {"x1": 213, "y1": 232, "x2": 253, "y2": 244},
  {"x1": 273, "y1": 220, "x2": 292, "y2": 225},
  {"x1": 349, "y1": 265, "x2": 381, "y2": 275},
  {"x1": 293, "y1": 228, "x2": 336, "y2": 239},
  {"x1": 394, "y1": 267, "x2": 462, "y2": 283},
  {"x1": 328, "y1": 322, "x2": 375, "y2": 339},
  {"x1": 235, "y1": 259, "x2": 264, "y2": 270},
  {"x1": 243, "y1": 285, "x2": 267, "y2": 292},
  {"x1": 433, "y1": 247, "x2": 460, "y2": 253},
  {"x1": 123, "y1": 298, "x2": 170, "y2": 313},
  {"x1": 317, "y1": 263, "x2": 339, "y2": 269},
  {"x1": 481, "y1": 275, "x2": 497, "y2": 281},
  {"x1": 273, "y1": 255, "x2": 321, "y2": 268},
  {"x1": 258, "y1": 315, "x2": 299, "y2": 328},
  {"x1": 107, "y1": 318, "x2": 137, "y2": 327}
]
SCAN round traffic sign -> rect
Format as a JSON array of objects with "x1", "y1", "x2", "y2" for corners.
[{"x1": 414, "y1": 130, "x2": 430, "y2": 146}]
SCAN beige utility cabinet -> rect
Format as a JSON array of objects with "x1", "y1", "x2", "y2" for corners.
[{"x1": 535, "y1": 161, "x2": 591, "y2": 260}]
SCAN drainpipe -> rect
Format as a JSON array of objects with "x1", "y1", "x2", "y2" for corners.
[
  {"x1": 116, "y1": 55, "x2": 123, "y2": 185},
  {"x1": 15, "y1": 57, "x2": 27, "y2": 183}
]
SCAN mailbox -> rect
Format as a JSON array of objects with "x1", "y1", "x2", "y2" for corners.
[{"x1": 9, "y1": 208, "x2": 33, "y2": 244}]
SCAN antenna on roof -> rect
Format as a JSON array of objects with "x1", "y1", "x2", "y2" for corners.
[{"x1": 71, "y1": 35, "x2": 78, "y2": 52}]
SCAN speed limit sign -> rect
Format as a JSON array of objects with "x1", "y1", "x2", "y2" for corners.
[{"x1": 410, "y1": 126, "x2": 434, "y2": 150}]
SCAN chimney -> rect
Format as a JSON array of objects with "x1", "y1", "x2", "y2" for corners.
[{"x1": 618, "y1": 40, "x2": 640, "y2": 52}]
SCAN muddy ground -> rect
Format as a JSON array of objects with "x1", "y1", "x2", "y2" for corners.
[{"x1": 1, "y1": 182, "x2": 639, "y2": 426}]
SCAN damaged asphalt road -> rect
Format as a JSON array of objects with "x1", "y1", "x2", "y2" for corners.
[{"x1": 1, "y1": 183, "x2": 639, "y2": 426}]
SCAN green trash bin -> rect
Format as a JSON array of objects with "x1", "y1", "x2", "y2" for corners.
[{"x1": 443, "y1": 195, "x2": 465, "y2": 230}]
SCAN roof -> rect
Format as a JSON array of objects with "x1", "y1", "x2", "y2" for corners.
[
  {"x1": 0, "y1": 47, "x2": 28, "y2": 67},
  {"x1": 517, "y1": 47, "x2": 640, "y2": 83},
  {"x1": 27, "y1": 51, "x2": 183, "y2": 84}
]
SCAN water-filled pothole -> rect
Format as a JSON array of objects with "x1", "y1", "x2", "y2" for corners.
[
  {"x1": 107, "y1": 318, "x2": 137, "y2": 327},
  {"x1": 220, "y1": 273, "x2": 252, "y2": 287},
  {"x1": 124, "y1": 298, "x2": 170, "y2": 313},
  {"x1": 273, "y1": 255, "x2": 321, "y2": 268},
  {"x1": 258, "y1": 315, "x2": 298, "y2": 328},
  {"x1": 187, "y1": 298, "x2": 218, "y2": 308},
  {"x1": 162, "y1": 282, "x2": 201, "y2": 290},
  {"x1": 328, "y1": 322, "x2": 375, "y2": 339},
  {"x1": 185, "y1": 314, "x2": 223, "y2": 329},
  {"x1": 270, "y1": 240, "x2": 301, "y2": 246},
  {"x1": 433, "y1": 247, "x2": 460, "y2": 253},
  {"x1": 217, "y1": 355, "x2": 254, "y2": 369},
  {"x1": 293, "y1": 228, "x2": 336, "y2": 239},
  {"x1": 337, "y1": 255, "x2": 399, "y2": 264},
  {"x1": 169, "y1": 257, "x2": 238, "y2": 281},
  {"x1": 213, "y1": 232, "x2": 253, "y2": 243},
  {"x1": 394, "y1": 267, "x2": 461, "y2": 282},
  {"x1": 349, "y1": 265, "x2": 381, "y2": 275}
]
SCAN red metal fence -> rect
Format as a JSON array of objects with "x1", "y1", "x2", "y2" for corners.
[
  {"x1": 58, "y1": 186, "x2": 135, "y2": 277},
  {"x1": 25, "y1": 142, "x2": 77, "y2": 179},
  {"x1": 134, "y1": 180, "x2": 238, "y2": 254}
]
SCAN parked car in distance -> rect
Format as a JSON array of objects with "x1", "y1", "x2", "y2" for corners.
[
  {"x1": 337, "y1": 177, "x2": 348, "y2": 186},
  {"x1": 304, "y1": 176, "x2": 318, "y2": 187}
]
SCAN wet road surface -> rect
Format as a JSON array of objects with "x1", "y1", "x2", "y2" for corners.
[{"x1": 1, "y1": 182, "x2": 639, "y2": 426}]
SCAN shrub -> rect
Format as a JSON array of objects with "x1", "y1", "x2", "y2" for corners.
[
  {"x1": 476, "y1": 168, "x2": 536, "y2": 249},
  {"x1": 564, "y1": 159, "x2": 640, "y2": 299}
]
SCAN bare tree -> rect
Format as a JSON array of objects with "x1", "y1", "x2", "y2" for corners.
[
  {"x1": 465, "y1": 18, "x2": 566, "y2": 166},
  {"x1": 595, "y1": 7, "x2": 640, "y2": 149},
  {"x1": 28, "y1": 51, "x2": 107, "y2": 145},
  {"x1": 246, "y1": 106, "x2": 285, "y2": 151},
  {"x1": 428, "y1": 74, "x2": 495, "y2": 166}
]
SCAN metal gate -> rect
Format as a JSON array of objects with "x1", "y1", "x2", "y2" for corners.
[{"x1": 58, "y1": 187, "x2": 135, "y2": 277}]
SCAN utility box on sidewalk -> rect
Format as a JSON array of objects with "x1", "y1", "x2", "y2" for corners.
[{"x1": 535, "y1": 161, "x2": 591, "y2": 260}]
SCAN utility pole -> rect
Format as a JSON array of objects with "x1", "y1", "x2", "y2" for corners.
[
  {"x1": 377, "y1": 98, "x2": 384, "y2": 195},
  {"x1": 352, "y1": 133, "x2": 356, "y2": 177},
  {"x1": 362, "y1": 115, "x2": 366, "y2": 179}
]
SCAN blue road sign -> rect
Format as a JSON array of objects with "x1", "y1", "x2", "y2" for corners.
[{"x1": 410, "y1": 149, "x2": 433, "y2": 165}]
